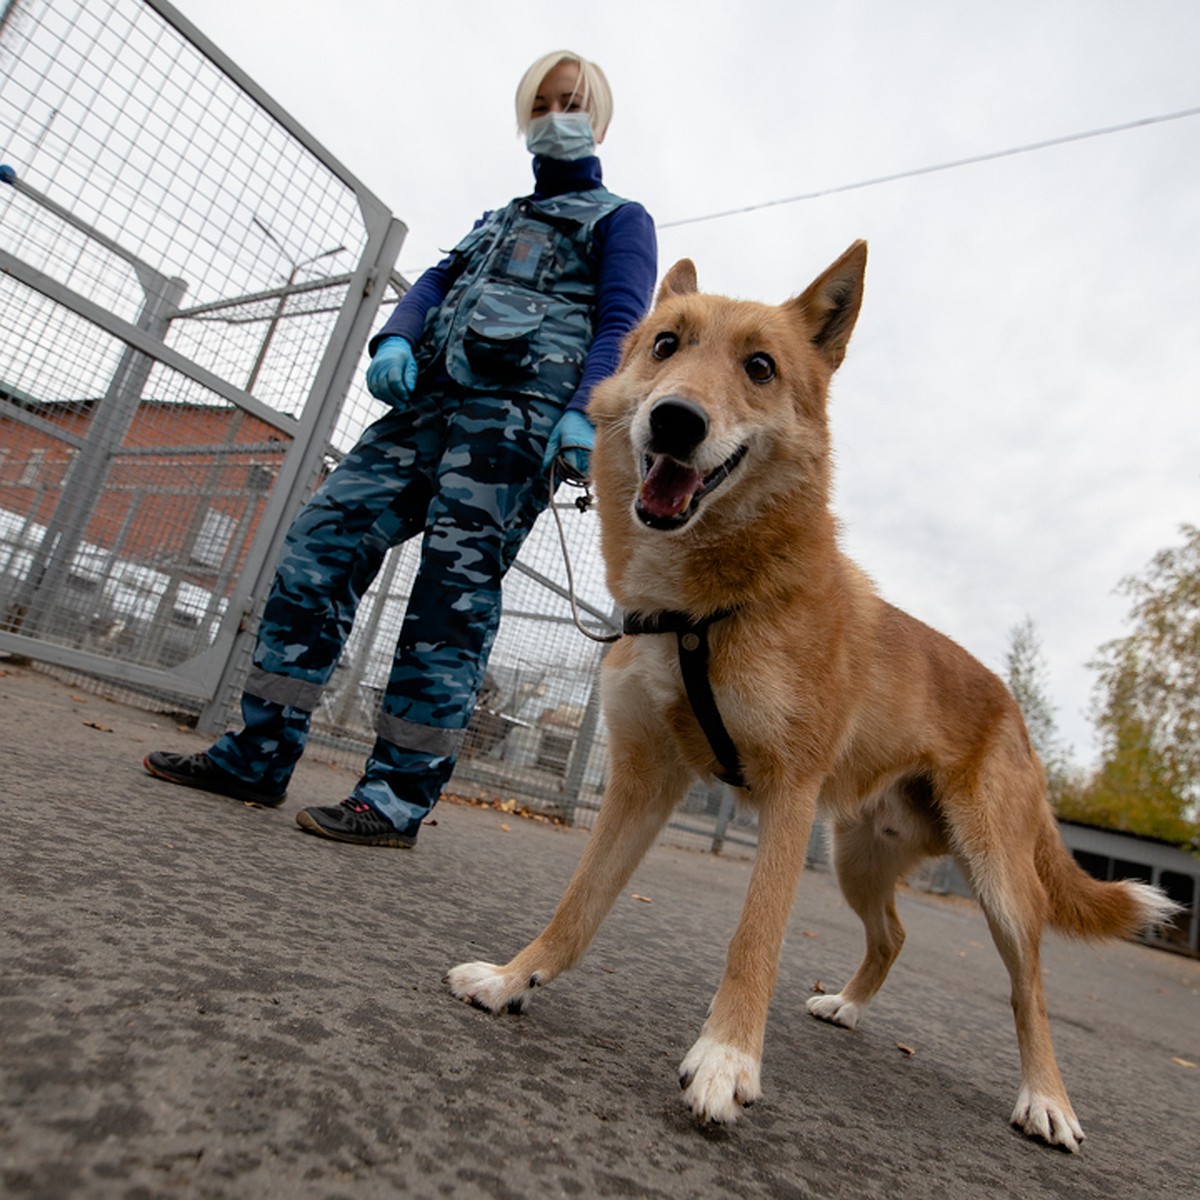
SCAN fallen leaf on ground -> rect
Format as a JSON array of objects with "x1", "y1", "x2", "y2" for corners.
[
  {"x1": 83, "y1": 721, "x2": 112, "y2": 733},
  {"x1": 499, "y1": 822, "x2": 510, "y2": 831},
  {"x1": 811, "y1": 980, "x2": 826, "y2": 994},
  {"x1": 440, "y1": 791, "x2": 567, "y2": 828},
  {"x1": 631, "y1": 893, "x2": 653, "y2": 904},
  {"x1": 1172, "y1": 1057, "x2": 1196, "y2": 1068},
  {"x1": 896, "y1": 1042, "x2": 917, "y2": 1057}
]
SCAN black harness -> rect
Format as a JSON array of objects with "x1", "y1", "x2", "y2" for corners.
[{"x1": 622, "y1": 608, "x2": 748, "y2": 790}]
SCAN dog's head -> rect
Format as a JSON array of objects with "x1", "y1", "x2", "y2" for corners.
[{"x1": 589, "y1": 241, "x2": 867, "y2": 536}]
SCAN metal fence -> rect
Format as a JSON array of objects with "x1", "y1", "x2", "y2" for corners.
[
  {"x1": 0, "y1": 0, "x2": 406, "y2": 704},
  {"x1": 0, "y1": 0, "x2": 751, "y2": 854}
]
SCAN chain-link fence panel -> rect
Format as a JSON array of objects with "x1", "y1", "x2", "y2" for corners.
[{"x1": 0, "y1": 0, "x2": 407, "y2": 706}]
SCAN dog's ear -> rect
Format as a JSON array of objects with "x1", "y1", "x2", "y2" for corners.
[
  {"x1": 790, "y1": 240, "x2": 867, "y2": 370},
  {"x1": 656, "y1": 259, "x2": 698, "y2": 304}
]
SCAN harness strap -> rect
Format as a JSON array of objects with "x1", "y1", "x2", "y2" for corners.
[{"x1": 622, "y1": 608, "x2": 748, "y2": 790}]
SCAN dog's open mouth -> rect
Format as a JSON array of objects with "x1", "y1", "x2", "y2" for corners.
[{"x1": 635, "y1": 446, "x2": 747, "y2": 530}]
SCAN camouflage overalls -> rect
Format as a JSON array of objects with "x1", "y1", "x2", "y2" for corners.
[{"x1": 206, "y1": 188, "x2": 629, "y2": 838}]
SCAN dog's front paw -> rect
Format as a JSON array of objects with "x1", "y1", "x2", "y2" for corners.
[
  {"x1": 1011, "y1": 1086, "x2": 1085, "y2": 1153},
  {"x1": 446, "y1": 961, "x2": 539, "y2": 1015},
  {"x1": 678, "y1": 1035, "x2": 762, "y2": 1125},
  {"x1": 806, "y1": 992, "x2": 863, "y2": 1029}
]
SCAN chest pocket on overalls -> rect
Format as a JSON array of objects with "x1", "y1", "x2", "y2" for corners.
[
  {"x1": 462, "y1": 216, "x2": 561, "y2": 377},
  {"x1": 463, "y1": 287, "x2": 550, "y2": 375}
]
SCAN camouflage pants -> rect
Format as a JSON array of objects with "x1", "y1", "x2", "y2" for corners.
[{"x1": 207, "y1": 381, "x2": 559, "y2": 836}]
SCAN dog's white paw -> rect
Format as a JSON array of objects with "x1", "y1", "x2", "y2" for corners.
[
  {"x1": 678, "y1": 1035, "x2": 762, "y2": 1124},
  {"x1": 806, "y1": 992, "x2": 863, "y2": 1029},
  {"x1": 446, "y1": 961, "x2": 538, "y2": 1015},
  {"x1": 1011, "y1": 1086, "x2": 1085, "y2": 1153}
]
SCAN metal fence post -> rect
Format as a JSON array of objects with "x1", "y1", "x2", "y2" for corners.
[
  {"x1": 710, "y1": 785, "x2": 736, "y2": 855},
  {"x1": 560, "y1": 640, "x2": 610, "y2": 823},
  {"x1": 5, "y1": 268, "x2": 187, "y2": 637}
]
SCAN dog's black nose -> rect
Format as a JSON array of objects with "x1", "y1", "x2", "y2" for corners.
[{"x1": 648, "y1": 396, "x2": 709, "y2": 458}]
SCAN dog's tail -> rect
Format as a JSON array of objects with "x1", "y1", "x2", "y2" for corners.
[{"x1": 1035, "y1": 813, "x2": 1181, "y2": 939}]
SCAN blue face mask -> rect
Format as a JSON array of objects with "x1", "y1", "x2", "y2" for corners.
[{"x1": 525, "y1": 112, "x2": 596, "y2": 161}]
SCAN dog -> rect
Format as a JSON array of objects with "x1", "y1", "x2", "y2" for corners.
[{"x1": 447, "y1": 242, "x2": 1177, "y2": 1152}]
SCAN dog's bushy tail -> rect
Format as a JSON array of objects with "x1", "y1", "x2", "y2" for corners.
[{"x1": 1035, "y1": 814, "x2": 1181, "y2": 939}]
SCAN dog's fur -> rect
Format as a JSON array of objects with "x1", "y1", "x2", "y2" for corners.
[{"x1": 447, "y1": 242, "x2": 1177, "y2": 1151}]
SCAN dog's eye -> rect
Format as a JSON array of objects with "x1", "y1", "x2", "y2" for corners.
[
  {"x1": 651, "y1": 332, "x2": 679, "y2": 361},
  {"x1": 744, "y1": 352, "x2": 776, "y2": 384}
]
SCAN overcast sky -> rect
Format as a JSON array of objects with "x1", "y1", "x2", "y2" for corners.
[{"x1": 171, "y1": 0, "x2": 1200, "y2": 767}]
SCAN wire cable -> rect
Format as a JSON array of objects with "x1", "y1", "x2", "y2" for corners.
[{"x1": 658, "y1": 105, "x2": 1200, "y2": 230}]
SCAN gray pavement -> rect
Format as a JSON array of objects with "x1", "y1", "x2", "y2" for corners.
[{"x1": 2, "y1": 661, "x2": 1198, "y2": 1199}]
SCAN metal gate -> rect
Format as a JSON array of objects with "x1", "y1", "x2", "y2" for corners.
[{"x1": 0, "y1": 0, "x2": 407, "y2": 711}]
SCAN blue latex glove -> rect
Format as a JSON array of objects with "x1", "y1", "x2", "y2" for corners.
[
  {"x1": 366, "y1": 336, "x2": 418, "y2": 407},
  {"x1": 542, "y1": 409, "x2": 595, "y2": 480}
]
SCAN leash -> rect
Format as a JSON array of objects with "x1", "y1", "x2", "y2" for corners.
[
  {"x1": 548, "y1": 459, "x2": 747, "y2": 788},
  {"x1": 548, "y1": 459, "x2": 621, "y2": 645}
]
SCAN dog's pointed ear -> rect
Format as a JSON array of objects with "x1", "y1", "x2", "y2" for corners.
[
  {"x1": 656, "y1": 259, "x2": 698, "y2": 305},
  {"x1": 790, "y1": 240, "x2": 867, "y2": 370}
]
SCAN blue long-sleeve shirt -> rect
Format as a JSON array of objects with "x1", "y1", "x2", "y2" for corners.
[{"x1": 370, "y1": 155, "x2": 657, "y2": 413}]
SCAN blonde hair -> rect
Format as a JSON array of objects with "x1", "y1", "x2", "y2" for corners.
[{"x1": 514, "y1": 51, "x2": 614, "y2": 142}]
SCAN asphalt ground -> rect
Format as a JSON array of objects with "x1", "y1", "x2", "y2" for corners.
[{"x1": 2, "y1": 660, "x2": 1197, "y2": 1199}]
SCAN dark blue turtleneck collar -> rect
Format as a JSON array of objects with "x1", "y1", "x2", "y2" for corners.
[{"x1": 531, "y1": 154, "x2": 604, "y2": 199}]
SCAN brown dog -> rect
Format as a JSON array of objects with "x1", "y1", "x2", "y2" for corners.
[{"x1": 447, "y1": 242, "x2": 1176, "y2": 1151}]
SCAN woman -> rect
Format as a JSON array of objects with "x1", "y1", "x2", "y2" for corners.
[{"x1": 144, "y1": 51, "x2": 658, "y2": 848}]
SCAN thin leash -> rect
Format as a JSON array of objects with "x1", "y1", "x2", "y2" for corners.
[{"x1": 548, "y1": 458, "x2": 621, "y2": 645}]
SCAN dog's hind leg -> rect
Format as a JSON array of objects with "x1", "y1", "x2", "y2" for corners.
[
  {"x1": 961, "y1": 836, "x2": 1085, "y2": 1152},
  {"x1": 679, "y1": 786, "x2": 818, "y2": 1125},
  {"x1": 805, "y1": 791, "x2": 934, "y2": 1030},
  {"x1": 946, "y1": 751, "x2": 1085, "y2": 1152},
  {"x1": 447, "y1": 761, "x2": 687, "y2": 1016},
  {"x1": 978, "y1": 896, "x2": 1083, "y2": 1152}
]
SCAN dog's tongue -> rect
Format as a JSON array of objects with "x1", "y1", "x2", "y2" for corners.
[{"x1": 640, "y1": 455, "x2": 704, "y2": 518}]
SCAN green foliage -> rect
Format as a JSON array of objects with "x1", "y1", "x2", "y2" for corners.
[
  {"x1": 1056, "y1": 715, "x2": 1197, "y2": 846},
  {"x1": 1071, "y1": 524, "x2": 1200, "y2": 849}
]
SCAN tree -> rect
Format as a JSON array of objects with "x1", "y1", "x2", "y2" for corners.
[
  {"x1": 1003, "y1": 615, "x2": 1071, "y2": 803},
  {"x1": 1062, "y1": 524, "x2": 1200, "y2": 847}
]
